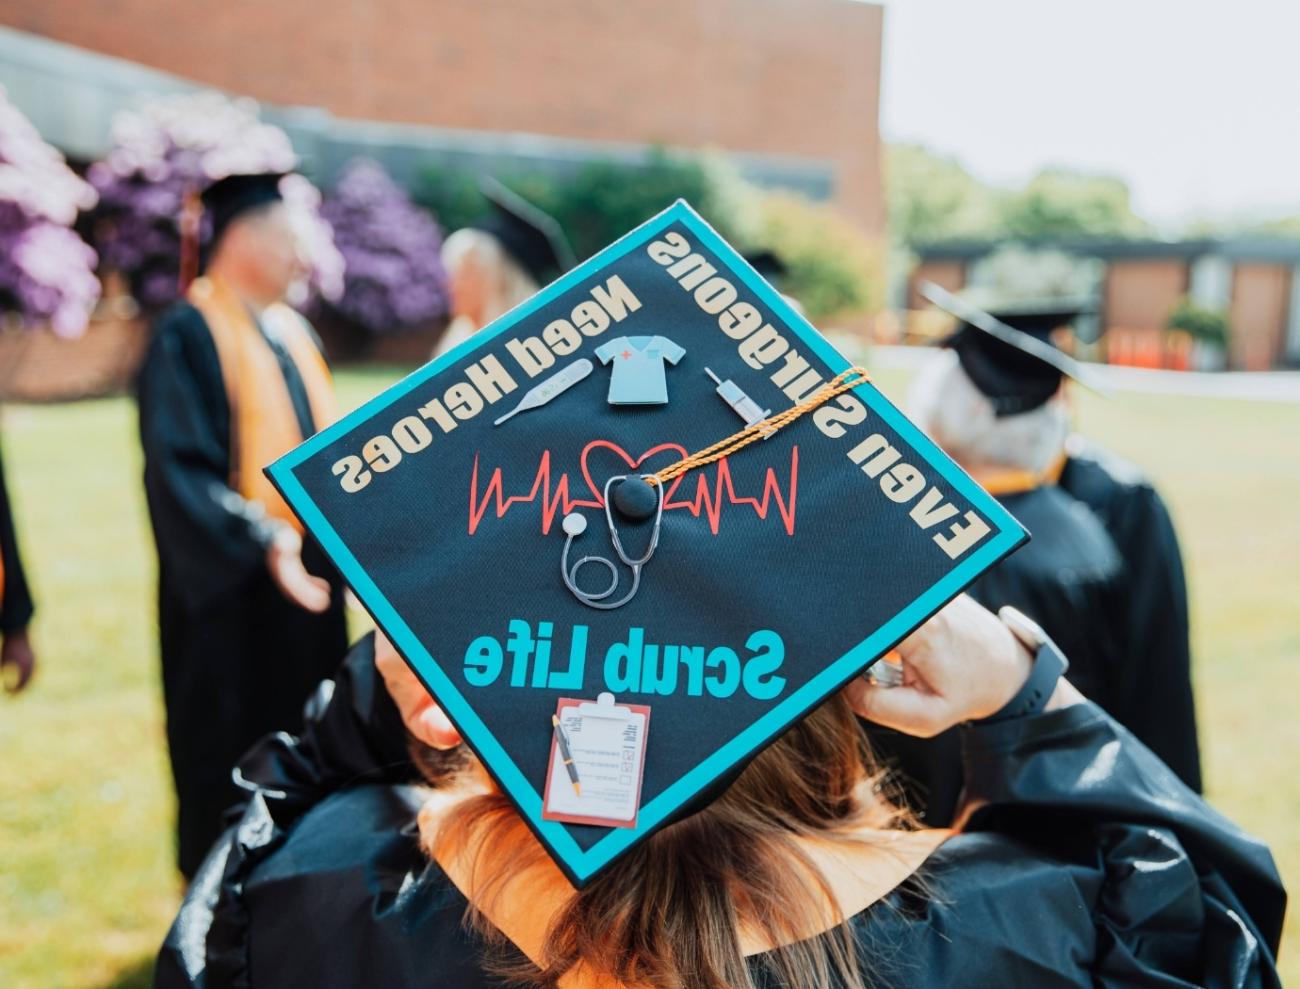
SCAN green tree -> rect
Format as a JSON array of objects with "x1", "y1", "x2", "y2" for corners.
[
  {"x1": 1001, "y1": 168, "x2": 1150, "y2": 239},
  {"x1": 886, "y1": 143, "x2": 1004, "y2": 245}
]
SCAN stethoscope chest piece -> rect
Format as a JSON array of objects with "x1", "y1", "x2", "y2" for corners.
[{"x1": 561, "y1": 474, "x2": 664, "y2": 610}]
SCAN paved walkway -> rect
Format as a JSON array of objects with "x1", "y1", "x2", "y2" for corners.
[{"x1": 866, "y1": 345, "x2": 1300, "y2": 404}]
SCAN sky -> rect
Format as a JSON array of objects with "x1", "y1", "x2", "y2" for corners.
[{"x1": 877, "y1": 0, "x2": 1300, "y2": 231}]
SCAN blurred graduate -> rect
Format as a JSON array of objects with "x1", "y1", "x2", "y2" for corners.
[
  {"x1": 877, "y1": 283, "x2": 1200, "y2": 823},
  {"x1": 136, "y1": 171, "x2": 348, "y2": 878},
  {"x1": 0, "y1": 438, "x2": 36, "y2": 693},
  {"x1": 434, "y1": 177, "x2": 574, "y2": 356}
]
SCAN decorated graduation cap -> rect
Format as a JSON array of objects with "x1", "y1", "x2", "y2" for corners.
[
  {"x1": 920, "y1": 281, "x2": 1101, "y2": 417},
  {"x1": 200, "y1": 171, "x2": 289, "y2": 247},
  {"x1": 478, "y1": 176, "x2": 576, "y2": 285},
  {"x1": 268, "y1": 203, "x2": 1026, "y2": 886}
]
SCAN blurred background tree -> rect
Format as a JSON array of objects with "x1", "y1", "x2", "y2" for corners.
[
  {"x1": 886, "y1": 143, "x2": 1005, "y2": 245},
  {"x1": 1166, "y1": 296, "x2": 1229, "y2": 348},
  {"x1": 87, "y1": 91, "x2": 341, "y2": 314},
  {"x1": 1002, "y1": 168, "x2": 1151, "y2": 239},
  {"x1": 417, "y1": 148, "x2": 758, "y2": 260},
  {"x1": 753, "y1": 191, "x2": 883, "y2": 319},
  {"x1": 417, "y1": 148, "x2": 879, "y2": 322},
  {"x1": 319, "y1": 159, "x2": 450, "y2": 335},
  {"x1": 0, "y1": 86, "x2": 99, "y2": 336},
  {"x1": 887, "y1": 143, "x2": 1151, "y2": 246}
]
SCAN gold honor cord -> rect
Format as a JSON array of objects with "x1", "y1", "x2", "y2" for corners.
[{"x1": 649, "y1": 366, "x2": 871, "y2": 487}]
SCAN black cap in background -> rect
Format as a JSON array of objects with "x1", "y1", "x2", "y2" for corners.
[
  {"x1": 478, "y1": 176, "x2": 575, "y2": 285},
  {"x1": 200, "y1": 171, "x2": 288, "y2": 248},
  {"x1": 744, "y1": 249, "x2": 788, "y2": 285},
  {"x1": 920, "y1": 281, "x2": 1102, "y2": 417}
]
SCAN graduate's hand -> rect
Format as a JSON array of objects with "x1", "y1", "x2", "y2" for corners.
[
  {"x1": 843, "y1": 595, "x2": 1078, "y2": 737},
  {"x1": 374, "y1": 631, "x2": 463, "y2": 750},
  {"x1": 266, "y1": 526, "x2": 331, "y2": 613},
  {"x1": 1, "y1": 628, "x2": 36, "y2": 694}
]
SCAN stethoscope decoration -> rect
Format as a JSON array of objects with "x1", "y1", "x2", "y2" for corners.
[
  {"x1": 561, "y1": 474, "x2": 664, "y2": 610},
  {"x1": 558, "y1": 366, "x2": 869, "y2": 611}
]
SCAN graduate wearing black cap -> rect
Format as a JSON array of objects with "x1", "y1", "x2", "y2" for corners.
[
  {"x1": 869, "y1": 283, "x2": 1200, "y2": 824},
  {"x1": 435, "y1": 177, "x2": 575, "y2": 357},
  {"x1": 136, "y1": 170, "x2": 348, "y2": 877},
  {"x1": 934, "y1": 285, "x2": 1201, "y2": 791}
]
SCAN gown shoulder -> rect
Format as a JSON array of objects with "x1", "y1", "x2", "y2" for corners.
[{"x1": 156, "y1": 645, "x2": 1285, "y2": 989}]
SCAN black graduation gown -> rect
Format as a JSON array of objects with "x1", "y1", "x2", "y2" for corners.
[
  {"x1": 137, "y1": 301, "x2": 348, "y2": 879},
  {"x1": 871, "y1": 483, "x2": 1126, "y2": 824},
  {"x1": 0, "y1": 439, "x2": 35, "y2": 635},
  {"x1": 155, "y1": 638, "x2": 1285, "y2": 989},
  {"x1": 1059, "y1": 439, "x2": 1202, "y2": 790}
]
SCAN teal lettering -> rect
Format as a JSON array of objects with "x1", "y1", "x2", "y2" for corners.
[
  {"x1": 548, "y1": 624, "x2": 587, "y2": 691},
  {"x1": 604, "y1": 628, "x2": 645, "y2": 693},
  {"x1": 679, "y1": 645, "x2": 706, "y2": 696},
  {"x1": 641, "y1": 644, "x2": 679, "y2": 696},
  {"x1": 529, "y1": 622, "x2": 554, "y2": 688},
  {"x1": 742, "y1": 630, "x2": 786, "y2": 700},
  {"x1": 506, "y1": 619, "x2": 534, "y2": 688},
  {"x1": 705, "y1": 646, "x2": 740, "y2": 698},
  {"x1": 464, "y1": 636, "x2": 503, "y2": 687}
]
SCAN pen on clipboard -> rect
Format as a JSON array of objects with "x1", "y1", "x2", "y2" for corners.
[{"x1": 551, "y1": 714, "x2": 582, "y2": 796}]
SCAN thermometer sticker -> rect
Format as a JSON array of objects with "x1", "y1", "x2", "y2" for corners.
[{"x1": 494, "y1": 359, "x2": 595, "y2": 426}]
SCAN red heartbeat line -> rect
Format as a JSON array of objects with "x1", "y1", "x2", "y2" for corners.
[{"x1": 467, "y1": 439, "x2": 799, "y2": 536}]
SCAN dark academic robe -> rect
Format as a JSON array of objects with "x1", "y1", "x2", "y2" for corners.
[
  {"x1": 137, "y1": 301, "x2": 348, "y2": 879},
  {"x1": 870, "y1": 483, "x2": 1127, "y2": 824},
  {"x1": 1059, "y1": 439, "x2": 1202, "y2": 790},
  {"x1": 0, "y1": 440, "x2": 35, "y2": 635},
  {"x1": 155, "y1": 639, "x2": 1285, "y2": 989}
]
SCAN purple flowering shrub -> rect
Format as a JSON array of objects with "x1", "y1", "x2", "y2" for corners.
[
  {"x1": 0, "y1": 87, "x2": 100, "y2": 336},
  {"x1": 88, "y1": 91, "x2": 342, "y2": 313},
  {"x1": 319, "y1": 159, "x2": 450, "y2": 333}
]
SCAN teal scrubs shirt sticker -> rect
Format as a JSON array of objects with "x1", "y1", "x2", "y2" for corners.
[
  {"x1": 265, "y1": 200, "x2": 1029, "y2": 888},
  {"x1": 596, "y1": 335, "x2": 686, "y2": 405}
]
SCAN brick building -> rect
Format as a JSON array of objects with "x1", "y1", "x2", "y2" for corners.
[
  {"x1": 909, "y1": 239, "x2": 1300, "y2": 371},
  {"x1": 0, "y1": 0, "x2": 885, "y2": 236}
]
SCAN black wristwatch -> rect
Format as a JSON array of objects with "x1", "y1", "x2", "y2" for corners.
[{"x1": 975, "y1": 606, "x2": 1069, "y2": 724}]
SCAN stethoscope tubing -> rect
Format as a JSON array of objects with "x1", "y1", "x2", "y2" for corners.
[{"x1": 561, "y1": 474, "x2": 664, "y2": 609}]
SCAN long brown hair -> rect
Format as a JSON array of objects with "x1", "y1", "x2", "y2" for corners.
[{"x1": 415, "y1": 694, "x2": 914, "y2": 989}]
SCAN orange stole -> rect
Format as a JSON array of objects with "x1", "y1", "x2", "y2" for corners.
[
  {"x1": 972, "y1": 450, "x2": 1068, "y2": 497},
  {"x1": 187, "y1": 276, "x2": 335, "y2": 531}
]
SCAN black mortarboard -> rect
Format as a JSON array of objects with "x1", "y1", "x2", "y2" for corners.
[
  {"x1": 920, "y1": 281, "x2": 1101, "y2": 417},
  {"x1": 478, "y1": 176, "x2": 575, "y2": 285},
  {"x1": 268, "y1": 202, "x2": 1026, "y2": 887},
  {"x1": 744, "y1": 249, "x2": 788, "y2": 284},
  {"x1": 200, "y1": 171, "x2": 288, "y2": 247}
]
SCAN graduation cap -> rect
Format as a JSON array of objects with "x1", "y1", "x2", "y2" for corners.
[
  {"x1": 200, "y1": 171, "x2": 289, "y2": 247},
  {"x1": 478, "y1": 176, "x2": 576, "y2": 285},
  {"x1": 268, "y1": 202, "x2": 1025, "y2": 886},
  {"x1": 920, "y1": 281, "x2": 1104, "y2": 417},
  {"x1": 744, "y1": 249, "x2": 788, "y2": 285}
]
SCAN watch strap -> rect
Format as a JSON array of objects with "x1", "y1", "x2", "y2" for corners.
[{"x1": 976, "y1": 637, "x2": 1069, "y2": 724}]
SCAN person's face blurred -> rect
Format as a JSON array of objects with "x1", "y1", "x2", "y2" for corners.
[{"x1": 221, "y1": 203, "x2": 305, "y2": 305}]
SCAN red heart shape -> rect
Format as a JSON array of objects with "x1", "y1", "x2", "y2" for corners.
[{"x1": 579, "y1": 439, "x2": 688, "y2": 507}]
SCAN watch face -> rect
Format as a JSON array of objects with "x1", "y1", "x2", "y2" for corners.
[{"x1": 997, "y1": 605, "x2": 1048, "y2": 651}]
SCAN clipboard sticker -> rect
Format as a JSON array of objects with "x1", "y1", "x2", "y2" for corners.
[{"x1": 543, "y1": 694, "x2": 650, "y2": 829}]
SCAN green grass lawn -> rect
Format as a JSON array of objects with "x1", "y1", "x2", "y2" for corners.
[{"x1": 0, "y1": 364, "x2": 1295, "y2": 987}]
